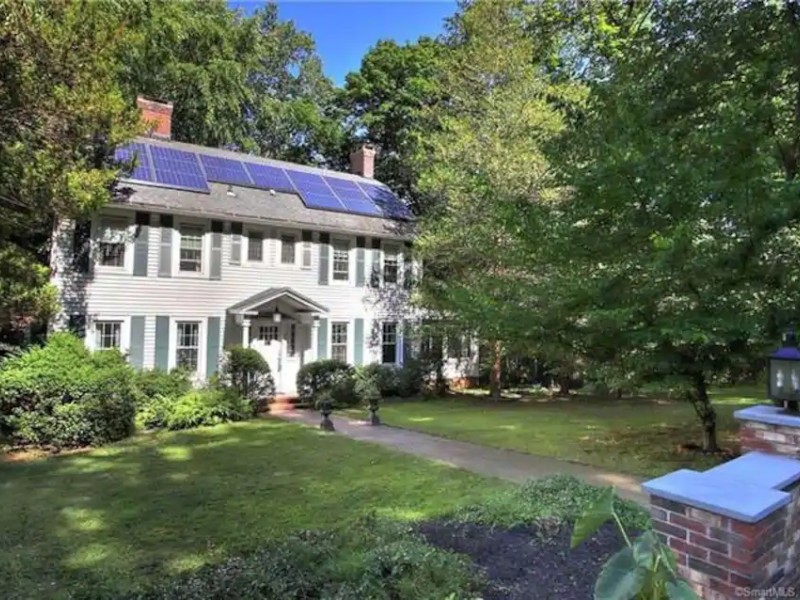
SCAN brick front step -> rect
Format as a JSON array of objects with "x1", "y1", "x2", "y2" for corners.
[{"x1": 268, "y1": 394, "x2": 300, "y2": 413}]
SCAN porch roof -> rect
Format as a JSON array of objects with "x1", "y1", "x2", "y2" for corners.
[{"x1": 227, "y1": 287, "x2": 328, "y2": 316}]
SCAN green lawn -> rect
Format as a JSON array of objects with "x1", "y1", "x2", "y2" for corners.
[
  {"x1": 348, "y1": 386, "x2": 764, "y2": 478},
  {"x1": 0, "y1": 418, "x2": 503, "y2": 599}
]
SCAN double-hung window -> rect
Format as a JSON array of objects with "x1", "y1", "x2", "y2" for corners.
[
  {"x1": 98, "y1": 217, "x2": 128, "y2": 267},
  {"x1": 383, "y1": 245, "x2": 399, "y2": 285},
  {"x1": 179, "y1": 225, "x2": 203, "y2": 272},
  {"x1": 248, "y1": 231, "x2": 263, "y2": 262},
  {"x1": 95, "y1": 321, "x2": 122, "y2": 349},
  {"x1": 331, "y1": 322, "x2": 348, "y2": 363},
  {"x1": 332, "y1": 239, "x2": 350, "y2": 281},
  {"x1": 381, "y1": 322, "x2": 398, "y2": 364},
  {"x1": 281, "y1": 234, "x2": 296, "y2": 264},
  {"x1": 176, "y1": 321, "x2": 200, "y2": 371}
]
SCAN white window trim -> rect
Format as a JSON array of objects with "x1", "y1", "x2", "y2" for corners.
[
  {"x1": 381, "y1": 242, "x2": 403, "y2": 287},
  {"x1": 245, "y1": 227, "x2": 265, "y2": 264},
  {"x1": 92, "y1": 213, "x2": 134, "y2": 274},
  {"x1": 278, "y1": 229, "x2": 299, "y2": 267},
  {"x1": 330, "y1": 319, "x2": 351, "y2": 363},
  {"x1": 169, "y1": 317, "x2": 206, "y2": 375},
  {"x1": 173, "y1": 218, "x2": 209, "y2": 278},
  {"x1": 330, "y1": 237, "x2": 352, "y2": 285},
  {"x1": 301, "y1": 233, "x2": 313, "y2": 270},
  {"x1": 88, "y1": 315, "x2": 131, "y2": 354}
]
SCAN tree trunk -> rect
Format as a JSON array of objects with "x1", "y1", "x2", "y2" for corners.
[
  {"x1": 690, "y1": 373, "x2": 718, "y2": 452},
  {"x1": 489, "y1": 341, "x2": 502, "y2": 400},
  {"x1": 557, "y1": 376, "x2": 571, "y2": 396}
]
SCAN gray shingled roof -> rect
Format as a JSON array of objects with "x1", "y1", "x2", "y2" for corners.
[{"x1": 114, "y1": 136, "x2": 415, "y2": 240}]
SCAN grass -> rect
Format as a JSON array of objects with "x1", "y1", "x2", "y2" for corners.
[
  {"x1": 0, "y1": 418, "x2": 504, "y2": 599},
  {"x1": 346, "y1": 386, "x2": 763, "y2": 478}
]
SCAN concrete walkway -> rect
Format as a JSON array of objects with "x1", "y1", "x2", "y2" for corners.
[{"x1": 273, "y1": 409, "x2": 648, "y2": 505}]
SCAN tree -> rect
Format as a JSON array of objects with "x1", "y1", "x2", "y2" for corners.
[
  {"x1": 415, "y1": 0, "x2": 581, "y2": 399},
  {"x1": 554, "y1": 0, "x2": 800, "y2": 451},
  {"x1": 342, "y1": 38, "x2": 447, "y2": 211},
  {"x1": 0, "y1": 0, "x2": 139, "y2": 342}
]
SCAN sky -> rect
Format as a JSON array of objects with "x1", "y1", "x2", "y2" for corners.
[{"x1": 232, "y1": 1, "x2": 456, "y2": 85}]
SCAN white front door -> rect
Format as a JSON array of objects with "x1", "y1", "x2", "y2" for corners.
[{"x1": 251, "y1": 321, "x2": 302, "y2": 395}]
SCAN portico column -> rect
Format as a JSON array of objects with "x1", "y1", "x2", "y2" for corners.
[
  {"x1": 310, "y1": 318, "x2": 320, "y2": 360},
  {"x1": 241, "y1": 318, "x2": 251, "y2": 348}
]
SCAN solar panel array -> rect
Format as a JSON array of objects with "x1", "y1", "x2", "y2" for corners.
[{"x1": 115, "y1": 142, "x2": 412, "y2": 220}]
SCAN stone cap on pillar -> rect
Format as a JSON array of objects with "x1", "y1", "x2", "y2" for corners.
[
  {"x1": 735, "y1": 404, "x2": 800, "y2": 428},
  {"x1": 642, "y1": 451, "x2": 800, "y2": 523}
]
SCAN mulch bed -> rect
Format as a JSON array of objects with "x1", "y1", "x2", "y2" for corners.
[{"x1": 419, "y1": 520, "x2": 626, "y2": 600}]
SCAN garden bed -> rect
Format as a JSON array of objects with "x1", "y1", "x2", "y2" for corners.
[{"x1": 419, "y1": 520, "x2": 625, "y2": 600}]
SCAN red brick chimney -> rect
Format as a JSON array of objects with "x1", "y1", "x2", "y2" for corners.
[
  {"x1": 136, "y1": 96, "x2": 173, "y2": 140},
  {"x1": 350, "y1": 144, "x2": 376, "y2": 178}
]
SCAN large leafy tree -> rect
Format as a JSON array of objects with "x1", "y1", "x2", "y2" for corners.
[
  {"x1": 555, "y1": 0, "x2": 800, "y2": 450},
  {"x1": 0, "y1": 0, "x2": 139, "y2": 343},
  {"x1": 342, "y1": 38, "x2": 447, "y2": 211}
]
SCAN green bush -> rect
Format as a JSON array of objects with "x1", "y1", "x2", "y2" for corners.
[
  {"x1": 0, "y1": 333, "x2": 136, "y2": 449},
  {"x1": 396, "y1": 359, "x2": 424, "y2": 397},
  {"x1": 355, "y1": 363, "x2": 399, "y2": 397},
  {"x1": 296, "y1": 359, "x2": 355, "y2": 407},
  {"x1": 355, "y1": 373, "x2": 381, "y2": 407},
  {"x1": 135, "y1": 394, "x2": 172, "y2": 430},
  {"x1": 126, "y1": 518, "x2": 480, "y2": 599},
  {"x1": 163, "y1": 388, "x2": 251, "y2": 431},
  {"x1": 218, "y1": 346, "x2": 275, "y2": 413},
  {"x1": 134, "y1": 368, "x2": 192, "y2": 402}
]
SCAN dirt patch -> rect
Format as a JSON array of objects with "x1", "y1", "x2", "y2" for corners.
[
  {"x1": 419, "y1": 520, "x2": 625, "y2": 600},
  {"x1": 1, "y1": 445, "x2": 90, "y2": 463}
]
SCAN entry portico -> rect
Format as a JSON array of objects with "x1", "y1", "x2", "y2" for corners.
[{"x1": 228, "y1": 287, "x2": 328, "y2": 394}]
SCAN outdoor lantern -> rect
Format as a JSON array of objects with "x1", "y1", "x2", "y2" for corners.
[
  {"x1": 272, "y1": 307, "x2": 282, "y2": 323},
  {"x1": 768, "y1": 328, "x2": 800, "y2": 414}
]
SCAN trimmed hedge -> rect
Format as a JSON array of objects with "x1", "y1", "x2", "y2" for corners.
[
  {"x1": 218, "y1": 346, "x2": 275, "y2": 414},
  {"x1": 0, "y1": 333, "x2": 136, "y2": 449},
  {"x1": 296, "y1": 359, "x2": 357, "y2": 407}
]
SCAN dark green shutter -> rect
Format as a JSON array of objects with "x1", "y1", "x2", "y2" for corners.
[
  {"x1": 133, "y1": 212, "x2": 150, "y2": 276},
  {"x1": 403, "y1": 241, "x2": 413, "y2": 290},
  {"x1": 129, "y1": 316, "x2": 145, "y2": 368},
  {"x1": 230, "y1": 222, "x2": 242, "y2": 265},
  {"x1": 210, "y1": 220, "x2": 222, "y2": 280},
  {"x1": 353, "y1": 318, "x2": 364, "y2": 365},
  {"x1": 355, "y1": 236, "x2": 366, "y2": 287},
  {"x1": 206, "y1": 316, "x2": 221, "y2": 377},
  {"x1": 302, "y1": 230, "x2": 313, "y2": 268},
  {"x1": 72, "y1": 219, "x2": 91, "y2": 273},
  {"x1": 318, "y1": 232, "x2": 330, "y2": 285},
  {"x1": 155, "y1": 315, "x2": 170, "y2": 370},
  {"x1": 67, "y1": 313, "x2": 87, "y2": 338},
  {"x1": 317, "y1": 318, "x2": 328, "y2": 359},
  {"x1": 370, "y1": 238, "x2": 381, "y2": 286},
  {"x1": 158, "y1": 214, "x2": 173, "y2": 277},
  {"x1": 402, "y1": 321, "x2": 413, "y2": 364}
]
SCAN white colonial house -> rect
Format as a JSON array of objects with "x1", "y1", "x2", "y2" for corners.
[{"x1": 50, "y1": 97, "x2": 477, "y2": 394}]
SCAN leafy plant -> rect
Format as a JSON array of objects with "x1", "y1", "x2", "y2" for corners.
[
  {"x1": 296, "y1": 359, "x2": 355, "y2": 407},
  {"x1": 571, "y1": 487, "x2": 698, "y2": 600},
  {"x1": 163, "y1": 388, "x2": 251, "y2": 431},
  {"x1": 218, "y1": 346, "x2": 275, "y2": 414},
  {"x1": 355, "y1": 373, "x2": 381, "y2": 408},
  {"x1": 134, "y1": 368, "x2": 192, "y2": 402}
]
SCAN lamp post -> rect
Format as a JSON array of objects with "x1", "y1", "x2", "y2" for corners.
[{"x1": 768, "y1": 328, "x2": 800, "y2": 414}]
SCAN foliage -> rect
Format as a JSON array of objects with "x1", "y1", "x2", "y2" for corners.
[
  {"x1": 296, "y1": 359, "x2": 355, "y2": 407},
  {"x1": 218, "y1": 346, "x2": 275, "y2": 414},
  {"x1": 126, "y1": 518, "x2": 480, "y2": 600},
  {"x1": 0, "y1": 333, "x2": 136, "y2": 448},
  {"x1": 355, "y1": 363, "x2": 399, "y2": 397},
  {"x1": 0, "y1": 0, "x2": 139, "y2": 340},
  {"x1": 354, "y1": 373, "x2": 381, "y2": 408},
  {"x1": 572, "y1": 488, "x2": 697, "y2": 600},
  {"x1": 457, "y1": 475, "x2": 649, "y2": 531},
  {"x1": 163, "y1": 388, "x2": 251, "y2": 431},
  {"x1": 135, "y1": 394, "x2": 172, "y2": 431},
  {"x1": 134, "y1": 368, "x2": 192, "y2": 402}
]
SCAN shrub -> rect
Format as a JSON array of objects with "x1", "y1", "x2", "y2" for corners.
[
  {"x1": 0, "y1": 333, "x2": 136, "y2": 449},
  {"x1": 296, "y1": 359, "x2": 355, "y2": 407},
  {"x1": 396, "y1": 359, "x2": 424, "y2": 397},
  {"x1": 134, "y1": 368, "x2": 192, "y2": 402},
  {"x1": 355, "y1": 373, "x2": 381, "y2": 408},
  {"x1": 218, "y1": 346, "x2": 275, "y2": 414},
  {"x1": 163, "y1": 388, "x2": 251, "y2": 431},
  {"x1": 135, "y1": 394, "x2": 172, "y2": 430},
  {"x1": 355, "y1": 363, "x2": 399, "y2": 397}
]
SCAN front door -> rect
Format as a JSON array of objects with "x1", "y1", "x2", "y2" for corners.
[{"x1": 250, "y1": 321, "x2": 302, "y2": 395}]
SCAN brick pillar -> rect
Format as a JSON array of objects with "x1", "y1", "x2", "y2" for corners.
[{"x1": 737, "y1": 405, "x2": 800, "y2": 458}]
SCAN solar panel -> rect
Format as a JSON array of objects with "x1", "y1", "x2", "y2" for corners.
[
  {"x1": 149, "y1": 146, "x2": 209, "y2": 192},
  {"x1": 358, "y1": 182, "x2": 413, "y2": 219},
  {"x1": 244, "y1": 163, "x2": 295, "y2": 193},
  {"x1": 286, "y1": 170, "x2": 346, "y2": 211},
  {"x1": 323, "y1": 176, "x2": 382, "y2": 216},
  {"x1": 114, "y1": 143, "x2": 153, "y2": 182},
  {"x1": 200, "y1": 155, "x2": 252, "y2": 187}
]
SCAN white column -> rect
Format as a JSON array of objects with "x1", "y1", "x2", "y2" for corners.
[
  {"x1": 310, "y1": 319, "x2": 320, "y2": 360},
  {"x1": 241, "y1": 318, "x2": 251, "y2": 348}
]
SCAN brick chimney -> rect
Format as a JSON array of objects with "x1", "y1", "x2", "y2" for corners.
[
  {"x1": 136, "y1": 96, "x2": 173, "y2": 140},
  {"x1": 350, "y1": 144, "x2": 376, "y2": 178}
]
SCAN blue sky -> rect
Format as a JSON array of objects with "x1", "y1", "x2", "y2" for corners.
[{"x1": 232, "y1": 1, "x2": 456, "y2": 85}]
